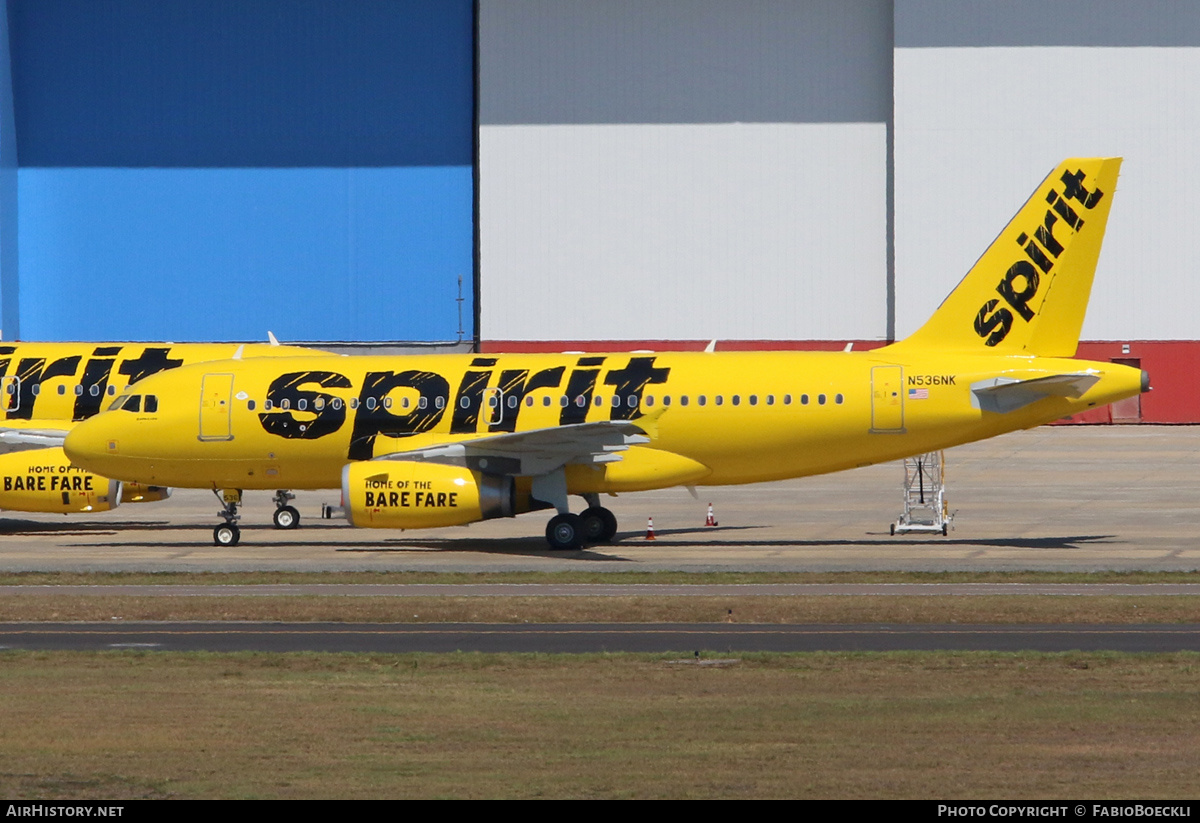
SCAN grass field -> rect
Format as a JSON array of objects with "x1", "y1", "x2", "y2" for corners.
[
  {"x1": 2, "y1": 570, "x2": 1199, "y2": 624},
  {"x1": 2, "y1": 651, "x2": 1200, "y2": 799},
  {"x1": 4, "y1": 571, "x2": 1199, "y2": 799}
]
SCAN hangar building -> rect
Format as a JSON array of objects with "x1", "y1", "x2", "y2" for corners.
[{"x1": 0, "y1": 1, "x2": 1194, "y2": 421}]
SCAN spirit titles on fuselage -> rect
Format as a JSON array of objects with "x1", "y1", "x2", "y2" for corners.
[
  {"x1": 0, "y1": 345, "x2": 184, "y2": 420},
  {"x1": 259, "y1": 355, "x2": 672, "y2": 459}
]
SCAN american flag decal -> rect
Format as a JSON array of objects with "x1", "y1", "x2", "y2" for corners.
[{"x1": 908, "y1": 388, "x2": 929, "y2": 400}]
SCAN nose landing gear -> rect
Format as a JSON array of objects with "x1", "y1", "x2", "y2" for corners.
[{"x1": 212, "y1": 488, "x2": 243, "y2": 546}]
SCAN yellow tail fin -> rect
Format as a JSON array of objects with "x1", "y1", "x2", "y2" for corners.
[{"x1": 889, "y1": 157, "x2": 1121, "y2": 357}]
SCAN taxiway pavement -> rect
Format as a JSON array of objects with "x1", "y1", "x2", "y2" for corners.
[
  {"x1": 3, "y1": 622, "x2": 1200, "y2": 653},
  {"x1": 0, "y1": 426, "x2": 1195, "y2": 573}
]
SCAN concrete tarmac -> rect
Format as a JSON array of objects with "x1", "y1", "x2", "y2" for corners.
[{"x1": 0, "y1": 426, "x2": 1195, "y2": 573}]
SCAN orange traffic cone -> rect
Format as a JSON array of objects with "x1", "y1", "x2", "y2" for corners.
[
  {"x1": 645, "y1": 516, "x2": 656, "y2": 540},
  {"x1": 705, "y1": 503, "x2": 718, "y2": 527}
]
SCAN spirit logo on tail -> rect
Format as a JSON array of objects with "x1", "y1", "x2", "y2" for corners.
[{"x1": 974, "y1": 168, "x2": 1106, "y2": 346}]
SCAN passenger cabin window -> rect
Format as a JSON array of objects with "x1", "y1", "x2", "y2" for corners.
[{"x1": 58, "y1": 385, "x2": 66, "y2": 396}]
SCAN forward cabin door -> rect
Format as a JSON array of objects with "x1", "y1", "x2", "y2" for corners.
[
  {"x1": 199, "y1": 373, "x2": 235, "y2": 441},
  {"x1": 870, "y1": 365, "x2": 905, "y2": 433}
]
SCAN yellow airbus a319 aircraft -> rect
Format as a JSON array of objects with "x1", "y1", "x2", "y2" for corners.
[
  {"x1": 0, "y1": 340, "x2": 322, "y2": 524},
  {"x1": 65, "y1": 158, "x2": 1147, "y2": 549}
]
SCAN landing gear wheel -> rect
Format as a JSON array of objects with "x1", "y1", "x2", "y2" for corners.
[
  {"x1": 545, "y1": 513, "x2": 584, "y2": 551},
  {"x1": 580, "y1": 506, "x2": 618, "y2": 543},
  {"x1": 214, "y1": 523, "x2": 241, "y2": 547},
  {"x1": 273, "y1": 505, "x2": 300, "y2": 530}
]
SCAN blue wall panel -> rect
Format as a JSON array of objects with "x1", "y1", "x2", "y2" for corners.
[
  {"x1": 0, "y1": 0, "x2": 17, "y2": 340},
  {"x1": 6, "y1": 0, "x2": 475, "y2": 342},
  {"x1": 18, "y1": 168, "x2": 473, "y2": 341}
]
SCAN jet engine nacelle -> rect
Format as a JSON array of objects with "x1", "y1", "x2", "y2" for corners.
[
  {"x1": 121, "y1": 482, "x2": 172, "y2": 503},
  {"x1": 342, "y1": 461, "x2": 514, "y2": 529},
  {"x1": 0, "y1": 448, "x2": 120, "y2": 514}
]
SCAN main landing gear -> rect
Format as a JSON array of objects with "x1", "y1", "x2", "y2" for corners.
[
  {"x1": 271, "y1": 489, "x2": 300, "y2": 530},
  {"x1": 213, "y1": 488, "x2": 243, "y2": 546},
  {"x1": 210, "y1": 489, "x2": 302, "y2": 545},
  {"x1": 544, "y1": 494, "x2": 619, "y2": 551}
]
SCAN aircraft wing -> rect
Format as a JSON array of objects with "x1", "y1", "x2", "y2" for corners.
[
  {"x1": 0, "y1": 420, "x2": 73, "y2": 455},
  {"x1": 971, "y1": 373, "x2": 1101, "y2": 414},
  {"x1": 371, "y1": 420, "x2": 651, "y2": 477}
]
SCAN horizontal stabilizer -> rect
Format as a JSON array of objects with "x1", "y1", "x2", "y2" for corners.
[{"x1": 971, "y1": 373, "x2": 1100, "y2": 414}]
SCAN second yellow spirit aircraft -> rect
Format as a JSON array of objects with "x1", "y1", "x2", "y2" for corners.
[
  {"x1": 64, "y1": 158, "x2": 1147, "y2": 549},
  {"x1": 0, "y1": 340, "x2": 322, "y2": 523}
]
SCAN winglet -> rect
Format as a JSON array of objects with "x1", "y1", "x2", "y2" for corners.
[
  {"x1": 887, "y1": 158, "x2": 1121, "y2": 357},
  {"x1": 232, "y1": 344, "x2": 245, "y2": 360},
  {"x1": 267, "y1": 331, "x2": 280, "y2": 346}
]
